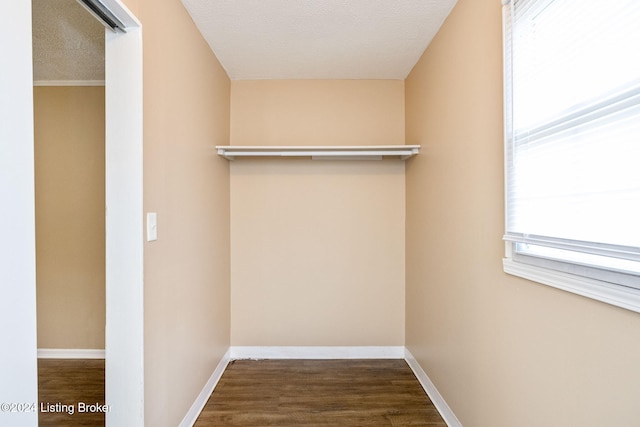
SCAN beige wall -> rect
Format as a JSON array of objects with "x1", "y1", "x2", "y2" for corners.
[
  {"x1": 34, "y1": 86, "x2": 105, "y2": 350},
  {"x1": 230, "y1": 80, "x2": 405, "y2": 346},
  {"x1": 132, "y1": 0, "x2": 231, "y2": 425},
  {"x1": 404, "y1": 0, "x2": 640, "y2": 426},
  {"x1": 231, "y1": 80, "x2": 405, "y2": 146}
]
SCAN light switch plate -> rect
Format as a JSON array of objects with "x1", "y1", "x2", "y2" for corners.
[{"x1": 146, "y1": 212, "x2": 157, "y2": 241}]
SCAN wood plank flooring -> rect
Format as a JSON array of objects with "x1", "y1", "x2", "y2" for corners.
[
  {"x1": 195, "y1": 359, "x2": 447, "y2": 427},
  {"x1": 38, "y1": 359, "x2": 105, "y2": 427}
]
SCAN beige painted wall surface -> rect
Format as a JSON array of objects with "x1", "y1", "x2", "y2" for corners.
[
  {"x1": 230, "y1": 81, "x2": 405, "y2": 346},
  {"x1": 231, "y1": 80, "x2": 405, "y2": 146},
  {"x1": 404, "y1": 0, "x2": 640, "y2": 426},
  {"x1": 135, "y1": 0, "x2": 231, "y2": 425},
  {"x1": 34, "y1": 86, "x2": 105, "y2": 350}
]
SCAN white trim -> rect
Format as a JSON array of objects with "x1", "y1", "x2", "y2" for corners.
[
  {"x1": 37, "y1": 349, "x2": 106, "y2": 359},
  {"x1": 404, "y1": 349, "x2": 463, "y2": 427},
  {"x1": 179, "y1": 349, "x2": 231, "y2": 427},
  {"x1": 230, "y1": 346, "x2": 405, "y2": 360},
  {"x1": 503, "y1": 258, "x2": 640, "y2": 313},
  {"x1": 216, "y1": 145, "x2": 420, "y2": 161},
  {"x1": 0, "y1": 3, "x2": 39, "y2": 424},
  {"x1": 33, "y1": 80, "x2": 106, "y2": 87},
  {"x1": 104, "y1": 7, "x2": 144, "y2": 427}
]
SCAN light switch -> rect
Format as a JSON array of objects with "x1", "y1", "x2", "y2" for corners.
[{"x1": 147, "y1": 212, "x2": 158, "y2": 241}]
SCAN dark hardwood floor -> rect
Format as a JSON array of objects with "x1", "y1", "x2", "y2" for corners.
[
  {"x1": 37, "y1": 358, "x2": 445, "y2": 426},
  {"x1": 195, "y1": 359, "x2": 447, "y2": 426},
  {"x1": 38, "y1": 359, "x2": 105, "y2": 427}
]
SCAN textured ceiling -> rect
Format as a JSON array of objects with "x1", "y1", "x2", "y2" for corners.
[
  {"x1": 181, "y1": 0, "x2": 458, "y2": 80},
  {"x1": 31, "y1": 0, "x2": 458, "y2": 82},
  {"x1": 32, "y1": 0, "x2": 105, "y2": 83}
]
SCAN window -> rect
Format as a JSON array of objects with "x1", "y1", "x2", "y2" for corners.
[{"x1": 502, "y1": 0, "x2": 640, "y2": 311}]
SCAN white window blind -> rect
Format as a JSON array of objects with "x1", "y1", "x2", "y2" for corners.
[{"x1": 503, "y1": 0, "x2": 640, "y2": 290}]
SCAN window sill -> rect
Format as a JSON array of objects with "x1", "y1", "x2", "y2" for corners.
[{"x1": 503, "y1": 258, "x2": 640, "y2": 314}]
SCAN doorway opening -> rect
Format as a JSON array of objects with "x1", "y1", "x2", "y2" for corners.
[
  {"x1": 32, "y1": 1, "x2": 106, "y2": 425},
  {"x1": 31, "y1": 0, "x2": 144, "y2": 425}
]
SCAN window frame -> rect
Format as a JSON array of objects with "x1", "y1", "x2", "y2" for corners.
[{"x1": 501, "y1": 0, "x2": 640, "y2": 313}]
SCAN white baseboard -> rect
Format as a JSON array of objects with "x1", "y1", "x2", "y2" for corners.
[
  {"x1": 230, "y1": 346, "x2": 405, "y2": 360},
  {"x1": 33, "y1": 80, "x2": 105, "y2": 87},
  {"x1": 37, "y1": 348, "x2": 106, "y2": 359},
  {"x1": 179, "y1": 348, "x2": 231, "y2": 427},
  {"x1": 404, "y1": 348, "x2": 462, "y2": 427}
]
